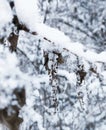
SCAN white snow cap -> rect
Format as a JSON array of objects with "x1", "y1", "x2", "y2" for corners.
[
  {"x1": 14, "y1": 0, "x2": 71, "y2": 44},
  {"x1": 14, "y1": 0, "x2": 40, "y2": 31},
  {"x1": 35, "y1": 23, "x2": 71, "y2": 44},
  {"x1": 0, "y1": 0, "x2": 13, "y2": 28}
]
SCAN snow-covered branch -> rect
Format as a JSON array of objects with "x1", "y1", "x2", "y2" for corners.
[{"x1": 14, "y1": 0, "x2": 106, "y2": 63}]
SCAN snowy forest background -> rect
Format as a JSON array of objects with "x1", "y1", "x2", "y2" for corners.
[{"x1": 0, "y1": 0, "x2": 106, "y2": 130}]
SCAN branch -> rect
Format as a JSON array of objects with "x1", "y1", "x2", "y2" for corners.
[{"x1": 10, "y1": 10, "x2": 106, "y2": 63}]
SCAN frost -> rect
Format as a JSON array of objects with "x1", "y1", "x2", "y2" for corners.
[{"x1": 0, "y1": 0, "x2": 106, "y2": 130}]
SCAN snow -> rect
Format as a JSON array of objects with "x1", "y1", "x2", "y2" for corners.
[
  {"x1": 55, "y1": 41, "x2": 106, "y2": 63},
  {"x1": 14, "y1": 0, "x2": 41, "y2": 31},
  {"x1": 14, "y1": 0, "x2": 71, "y2": 43},
  {"x1": 36, "y1": 23, "x2": 71, "y2": 44},
  {"x1": 0, "y1": 0, "x2": 13, "y2": 29},
  {"x1": 14, "y1": 0, "x2": 106, "y2": 63},
  {"x1": 0, "y1": 44, "x2": 46, "y2": 129},
  {"x1": 0, "y1": 46, "x2": 22, "y2": 108},
  {"x1": 0, "y1": 0, "x2": 106, "y2": 130},
  {"x1": 88, "y1": 79, "x2": 100, "y2": 95},
  {"x1": 101, "y1": 71, "x2": 106, "y2": 86},
  {"x1": 57, "y1": 69, "x2": 77, "y2": 85}
]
